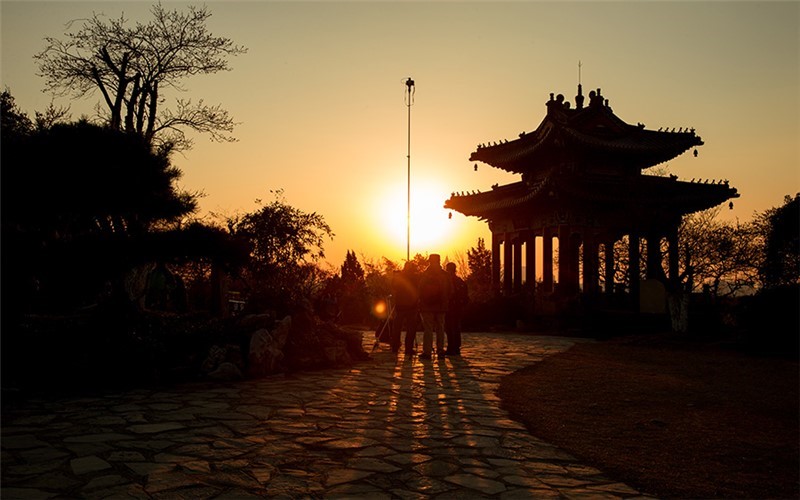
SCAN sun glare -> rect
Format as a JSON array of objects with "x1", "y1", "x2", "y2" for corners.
[{"x1": 374, "y1": 178, "x2": 455, "y2": 257}]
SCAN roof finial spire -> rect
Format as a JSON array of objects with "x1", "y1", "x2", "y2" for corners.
[{"x1": 575, "y1": 60, "x2": 585, "y2": 109}]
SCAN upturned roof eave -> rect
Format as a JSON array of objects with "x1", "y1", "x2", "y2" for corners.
[
  {"x1": 468, "y1": 106, "x2": 704, "y2": 173},
  {"x1": 445, "y1": 176, "x2": 739, "y2": 220}
]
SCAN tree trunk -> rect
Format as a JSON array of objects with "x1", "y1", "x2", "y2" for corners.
[
  {"x1": 125, "y1": 75, "x2": 140, "y2": 133},
  {"x1": 144, "y1": 81, "x2": 158, "y2": 144},
  {"x1": 136, "y1": 83, "x2": 149, "y2": 136}
]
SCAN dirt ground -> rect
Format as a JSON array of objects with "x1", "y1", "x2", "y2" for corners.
[{"x1": 498, "y1": 335, "x2": 799, "y2": 499}]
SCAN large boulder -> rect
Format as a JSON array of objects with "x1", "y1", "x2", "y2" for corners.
[
  {"x1": 201, "y1": 343, "x2": 244, "y2": 378},
  {"x1": 208, "y1": 362, "x2": 243, "y2": 381},
  {"x1": 248, "y1": 316, "x2": 291, "y2": 377}
]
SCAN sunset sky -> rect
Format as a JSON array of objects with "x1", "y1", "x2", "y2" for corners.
[{"x1": 2, "y1": 1, "x2": 798, "y2": 269}]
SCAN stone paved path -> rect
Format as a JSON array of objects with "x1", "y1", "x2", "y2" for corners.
[{"x1": 2, "y1": 332, "x2": 647, "y2": 499}]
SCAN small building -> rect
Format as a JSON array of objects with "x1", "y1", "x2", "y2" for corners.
[{"x1": 445, "y1": 85, "x2": 739, "y2": 310}]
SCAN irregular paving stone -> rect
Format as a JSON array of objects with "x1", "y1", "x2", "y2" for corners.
[
  {"x1": 537, "y1": 474, "x2": 593, "y2": 488},
  {"x1": 346, "y1": 457, "x2": 402, "y2": 473},
  {"x1": 463, "y1": 466, "x2": 501, "y2": 479},
  {"x1": 144, "y1": 469, "x2": 208, "y2": 494},
  {"x1": 500, "y1": 487, "x2": 562, "y2": 499},
  {"x1": 213, "y1": 488, "x2": 267, "y2": 499},
  {"x1": 151, "y1": 485, "x2": 222, "y2": 499},
  {"x1": 86, "y1": 415, "x2": 127, "y2": 426},
  {"x1": 504, "y1": 474, "x2": 550, "y2": 488},
  {"x1": 17, "y1": 471, "x2": 81, "y2": 490},
  {"x1": 444, "y1": 473, "x2": 507, "y2": 495},
  {"x1": 5, "y1": 461, "x2": 66, "y2": 476},
  {"x1": 127, "y1": 422, "x2": 185, "y2": 434},
  {"x1": 324, "y1": 468, "x2": 374, "y2": 487},
  {"x1": 352, "y1": 445, "x2": 394, "y2": 457},
  {"x1": 451, "y1": 434, "x2": 501, "y2": 448},
  {"x1": 412, "y1": 459, "x2": 460, "y2": 477},
  {"x1": 70, "y1": 455, "x2": 112, "y2": 475},
  {"x1": 322, "y1": 437, "x2": 380, "y2": 450},
  {"x1": 107, "y1": 450, "x2": 146, "y2": 462},
  {"x1": 83, "y1": 483, "x2": 150, "y2": 500},
  {"x1": 384, "y1": 453, "x2": 432, "y2": 465},
  {"x1": 82, "y1": 474, "x2": 129, "y2": 491},
  {"x1": 125, "y1": 462, "x2": 174, "y2": 476},
  {"x1": 1, "y1": 435, "x2": 50, "y2": 449},
  {"x1": 586, "y1": 482, "x2": 642, "y2": 495},
  {"x1": 64, "y1": 442, "x2": 113, "y2": 457},
  {"x1": 399, "y1": 475, "x2": 454, "y2": 495},
  {"x1": 327, "y1": 483, "x2": 389, "y2": 497},
  {"x1": 0, "y1": 487, "x2": 57, "y2": 499},
  {"x1": 124, "y1": 439, "x2": 174, "y2": 451},
  {"x1": 18, "y1": 447, "x2": 70, "y2": 463},
  {"x1": 63, "y1": 433, "x2": 133, "y2": 443}
]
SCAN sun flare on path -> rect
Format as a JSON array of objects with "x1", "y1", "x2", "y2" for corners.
[{"x1": 371, "y1": 177, "x2": 456, "y2": 259}]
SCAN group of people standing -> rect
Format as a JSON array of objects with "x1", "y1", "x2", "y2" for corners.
[{"x1": 389, "y1": 254, "x2": 468, "y2": 360}]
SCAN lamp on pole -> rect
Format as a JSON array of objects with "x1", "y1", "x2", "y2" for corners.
[{"x1": 405, "y1": 77, "x2": 415, "y2": 262}]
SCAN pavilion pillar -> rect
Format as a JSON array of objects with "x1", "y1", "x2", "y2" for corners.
[
  {"x1": 558, "y1": 225, "x2": 572, "y2": 294},
  {"x1": 513, "y1": 237, "x2": 523, "y2": 293},
  {"x1": 667, "y1": 227, "x2": 680, "y2": 292},
  {"x1": 569, "y1": 233, "x2": 581, "y2": 294},
  {"x1": 604, "y1": 239, "x2": 616, "y2": 295},
  {"x1": 629, "y1": 232, "x2": 641, "y2": 307},
  {"x1": 583, "y1": 234, "x2": 599, "y2": 295},
  {"x1": 491, "y1": 232, "x2": 501, "y2": 294},
  {"x1": 646, "y1": 233, "x2": 667, "y2": 283},
  {"x1": 542, "y1": 231, "x2": 554, "y2": 293},
  {"x1": 503, "y1": 234, "x2": 513, "y2": 295},
  {"x1": 525, "y1": 234, "x2": 536, "y2": 288}
]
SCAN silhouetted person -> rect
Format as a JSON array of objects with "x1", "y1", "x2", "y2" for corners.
[
  {"x1": 390, "y1": 263, "x2": 419, "y2": 355},
  {"x1": 445, "y1": 262, "x2": 468, "y2": 356},
  {"x1": 418, "y1": 254, "x2": 452, "y2": 360}
]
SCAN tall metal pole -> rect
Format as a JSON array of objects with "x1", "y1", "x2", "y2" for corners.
[{"x1": 405, "y1": 77, "x2": 414, "y2": 262}]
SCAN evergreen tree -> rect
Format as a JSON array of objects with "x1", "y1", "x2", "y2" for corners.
[
  {"x1": 341, "y1": 250, "x2": 365, "y2": 284},
  {"x1": 466, "y1": 238, "x2": 493, "y2": 302},
  {"x1": 336, "y1": 250, "x2": 368, "y2": 325}
]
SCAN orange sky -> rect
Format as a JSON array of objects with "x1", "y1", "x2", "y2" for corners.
[{"x1": 2, "y1": 1, "x2": 798, "y2": 269}]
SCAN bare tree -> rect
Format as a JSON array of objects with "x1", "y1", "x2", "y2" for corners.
[
  {"x1": 35, "y1": 3, "x2": 246, "y2": 152},
  {"x1": 677, "y1": 208, "x2": 761, "y2": 297}
]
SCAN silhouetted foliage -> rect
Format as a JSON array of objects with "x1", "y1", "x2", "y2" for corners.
[
  {"x1": 35, "y1": 3, "x2": 246, "y2": 152},
  {"x1": 757, "y1": 194, "x2": 800, "y2": 290},
  {"x1": 227, "y1": 190, "x2": 334, "y2": 314},
  {"x1": 335, "y1": 251, "x2": 369, "y2": 324},
  {"x1": 4, "y1": 120, "x2": 196, "y2": 240},
  {"x1": 1, "y1": 89, "x2": 34, "y2": 138},
  {"x1": 363, "y1": 256, "x2": 398, "y2": 303},
  {"x1": 677, "y1": 208, "x2": 761, "y2": 297},
  {"x1": 466, "y1": 237, "x2": 493, "y2": 303},
  {"x1": 341, "y1": 250, "x2": 365, "y2": 284},
  {"x1": 1, "y1": 97, "x2": 202, "y2": 316}
]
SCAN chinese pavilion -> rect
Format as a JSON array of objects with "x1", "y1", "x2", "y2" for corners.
[{"x1": 444, "y1": 85, "x2": 739, "y2": 307}]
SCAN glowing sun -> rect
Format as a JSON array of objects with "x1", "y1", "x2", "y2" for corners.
[{"x1": 377, "y1": 179, "x2": 455, "y2": 255}]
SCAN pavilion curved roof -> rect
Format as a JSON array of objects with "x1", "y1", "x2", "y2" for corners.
[
  {"x1": 444, "y1": 174, "x2": 739, "y2": 220},
  {"x1": 469, "y1": 88, "x2": 704, "y2": 174}
]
